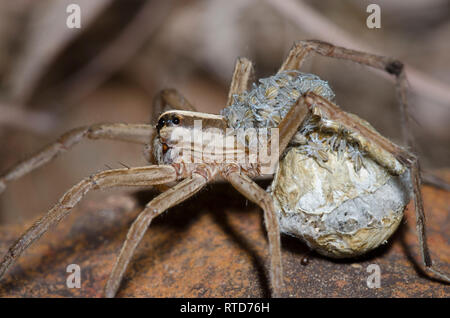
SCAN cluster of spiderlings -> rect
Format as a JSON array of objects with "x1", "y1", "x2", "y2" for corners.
[
  {"x1": 326, "y1": 132, "x2": 348, "y2": 160},
  {"x1": 299, "y1": 114, "x2": 320, "y2": 136},
  {"x1": 296, "y1": 115, "x2": 367, "y2": 172},
  {"x1": 221, "y1": 70, "x2": 335, "y2": 130},
  {"x1": 347, "y1": 143, "x2": 367, "y2": 171},
  {"x1": 296, "y1": 132, "x2": 330, "y2": 169}
]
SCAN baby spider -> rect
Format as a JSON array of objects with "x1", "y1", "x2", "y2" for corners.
[{"x1": 0, "y1": 40, "x2": 449, "y2": 298}]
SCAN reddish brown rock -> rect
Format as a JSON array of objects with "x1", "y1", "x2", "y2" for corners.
[{"x1": 0, "y1": 177, "x2": 448, "y2": 298}]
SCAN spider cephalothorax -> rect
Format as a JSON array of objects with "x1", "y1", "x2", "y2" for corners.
[
  {"x1": 0, "y1": 40, "x2": 448, "y2": 298},
  {"x1": 153, "y1": 110, "x2": 268, "y2": 178},
  {"x1": 153, "y1": 110, "x2": 228, "y2": 166}
]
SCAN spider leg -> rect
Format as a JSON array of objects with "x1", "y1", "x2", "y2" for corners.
[
  {"x1": 410, "y1": 159, "x2": 450, "y2": 283},
  {"x1": 302, "y1": 92, "x2": 409, "y2": 175},
  {"x1": 0, "y1": 123, "x2": 155, "y2": 194},
  {"x1": 0, "y1": 165, "x2": 180, "y2": 281},
  {"x1": 277, "y1": 96, "x2": 310, "y2": 155},
  {"x1": 221, "y1": 166, "x2": 282, "y2": 297},
  {"x1": 151, "y1": 88, "x2": 198, "y2": 125},
  {"x1": 226, "y1": 57, "x2": 255, "y2": 106},
  {"x1": 279, "y1": 40, "x2": 412, "y2": 146},
  {"x1": 278, "y1": 42, "x2": 312, "y2": 73},
  {"x1": 105, "y1": 166, "x2": 216, "y2": 297}
]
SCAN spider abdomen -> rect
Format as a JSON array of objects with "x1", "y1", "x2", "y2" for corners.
[{"x1": 221, "y1": 70, "x2": 335, "y2": 130}]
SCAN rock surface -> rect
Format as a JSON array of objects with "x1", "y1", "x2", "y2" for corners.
[{"x1": 0, "y1": 176, "x2": 448, "y2": 298}]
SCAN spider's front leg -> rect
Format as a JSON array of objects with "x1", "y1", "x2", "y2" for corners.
[
  {"x1": 221, "y1": 166, "x2": 282, "y2": 297},
  {"x1": 0, "y1": 165, "x2": 181, "y2": 281},
  {"x1": 105, "y1": 165, "x2": 217, "y2": 297},
  {"x1": 0, "y1": 123, "x2": 155, "y2": 194}
]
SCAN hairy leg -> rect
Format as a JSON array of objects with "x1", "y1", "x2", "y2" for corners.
[
  {"x1": 226, "y1": 57, "x2": 255, "y2": 106},
  {"x1": 278, "y1": 40, "x2": 412, "y2": 146},
  {"x1": 0, "y1": 123, "x2": 155, "y2": 194},
  {"x1": 0, "y1": 165, "x2": 179, "y2": 280},
  {"x1": 105, "y1": 172, "x2": 214, "y2": 297},
  {"x1": 221, "y1": 168, "x2": 282, "y2": 297},
  {"x1": 302, "y1": 92, "x2": 410, "y2": 174},
  {"x1": 277, "y1": 96, "x2": 310, "y2": 154},
  {"x1": 410, "y1": 160, "x2": 450, "y2": 283}
]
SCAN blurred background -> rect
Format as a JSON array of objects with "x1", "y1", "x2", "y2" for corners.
[{"x1": 0, "y1": 0, "x2": 449, "y2": 224}]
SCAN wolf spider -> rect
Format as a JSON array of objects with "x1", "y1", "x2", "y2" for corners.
[{"x1": 0, "y1": 40, "x2": 448, "y2": 297}]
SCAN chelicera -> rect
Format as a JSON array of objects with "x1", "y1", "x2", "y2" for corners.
[{"x1": 0, "y1": 40, "x2": 448, "y2": 297}]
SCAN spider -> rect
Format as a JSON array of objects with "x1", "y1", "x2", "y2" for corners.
[{"x1": 0, "y1": 40, "x2": 449, "y2": 297}]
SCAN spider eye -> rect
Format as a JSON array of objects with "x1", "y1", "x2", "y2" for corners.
[
  {"x1": 172, "y1": 116, "x2": 180, "y2": 125},
  {"x1": 156, "y1": 117, "x2": 165, "y2": 131}
]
